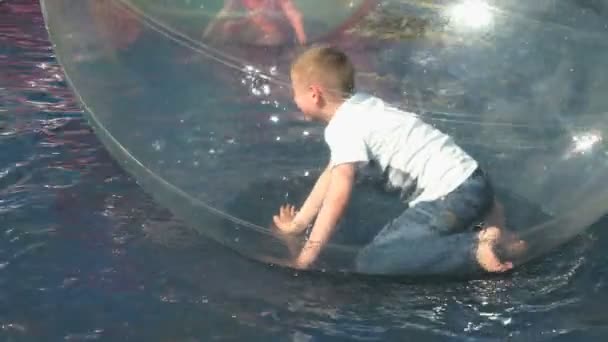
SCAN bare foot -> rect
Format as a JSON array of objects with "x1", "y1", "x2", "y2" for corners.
[
  {"x1": 482, "y1": 200, "x2": 528, "y2": 261},
  {"x1": 476, "y1": 227, "x2": 513, "y2": 273},
  {"x1": 500, "y1": 232, "x2": 528, "y2": 261}
]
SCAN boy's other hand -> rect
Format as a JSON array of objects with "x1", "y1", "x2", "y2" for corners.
[{"x1": 272, "y1": 204, "x2": 300, "y2": 234}]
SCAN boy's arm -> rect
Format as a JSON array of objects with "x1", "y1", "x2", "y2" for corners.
[
  {"x1": 274, "y1": 163, "x2": 332, "y2": 235},
  {"x1": 294, "y1": 163, "x2": 355, "y2": 269},
  {"x1": 278, "y1": 0, "x2": 307, "y2": 44},
  {"x1": 291, "y1": 163, "x2": 332, "y2": 230}
]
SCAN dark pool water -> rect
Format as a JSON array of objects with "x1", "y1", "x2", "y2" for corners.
[{"x1": 3, "y1": 1, "x2": 608, "y2": 341}]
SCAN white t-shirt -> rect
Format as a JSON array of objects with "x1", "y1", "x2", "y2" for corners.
[{"x1": 324, "y1": 93, "x2": 478, "y2": 205}]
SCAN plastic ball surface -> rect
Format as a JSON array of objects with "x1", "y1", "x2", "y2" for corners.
[{"x1": 41, "y1": 0, "x2": 608, "y2": 276}]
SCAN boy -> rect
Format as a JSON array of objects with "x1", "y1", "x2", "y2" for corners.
[
  {"x1": 203, "y1": 0, "x2": 307, "y2": 46},
  {"x1": 272, "y1": 45, "x2": 523, "y2": 274}
]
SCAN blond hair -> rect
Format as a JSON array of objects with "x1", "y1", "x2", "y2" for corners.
[{"x1": 290, "y1": 45, "x2": 355, "y2": 98}]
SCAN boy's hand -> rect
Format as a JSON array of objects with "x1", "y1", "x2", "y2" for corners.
[{"x1": 272, "y1": 204, "x2": 301, "y2": 234}]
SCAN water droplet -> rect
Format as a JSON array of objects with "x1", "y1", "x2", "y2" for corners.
[{"x1": 152, "y1": 140, "x2": 165, "y2": 152}]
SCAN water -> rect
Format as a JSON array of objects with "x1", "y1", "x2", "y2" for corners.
[{"x1": 2, "y1": 1, "x2": 608, "y2": 340}]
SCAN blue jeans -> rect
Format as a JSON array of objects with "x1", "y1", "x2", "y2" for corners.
[{"x1": 355, "y1": 169, "x2": 493, "y2": 276}]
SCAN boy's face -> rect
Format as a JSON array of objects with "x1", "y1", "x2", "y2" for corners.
[{"x1": 291, "y1": 72, "x2": 323, "y2": 121}]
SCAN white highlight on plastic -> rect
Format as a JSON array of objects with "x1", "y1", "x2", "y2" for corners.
[
  {"x1": 571, "y1": 131, "x2": 602, "y2": 155},
  {"x1": 448, "y1": 0, "x2": 493, "y2": 30}
]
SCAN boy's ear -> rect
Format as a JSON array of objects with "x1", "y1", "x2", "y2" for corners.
[{"x1": 309, "y1": 84, "x2": 322, "y2": 100}]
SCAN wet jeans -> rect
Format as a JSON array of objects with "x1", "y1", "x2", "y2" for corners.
[{"x1": 355, "y1": 169, "x2": 494, "y2": 275}]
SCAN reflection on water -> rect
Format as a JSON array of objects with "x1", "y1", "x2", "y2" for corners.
[{"x1": 2, "y1": 0, "x2": 608, "y2": 341}]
